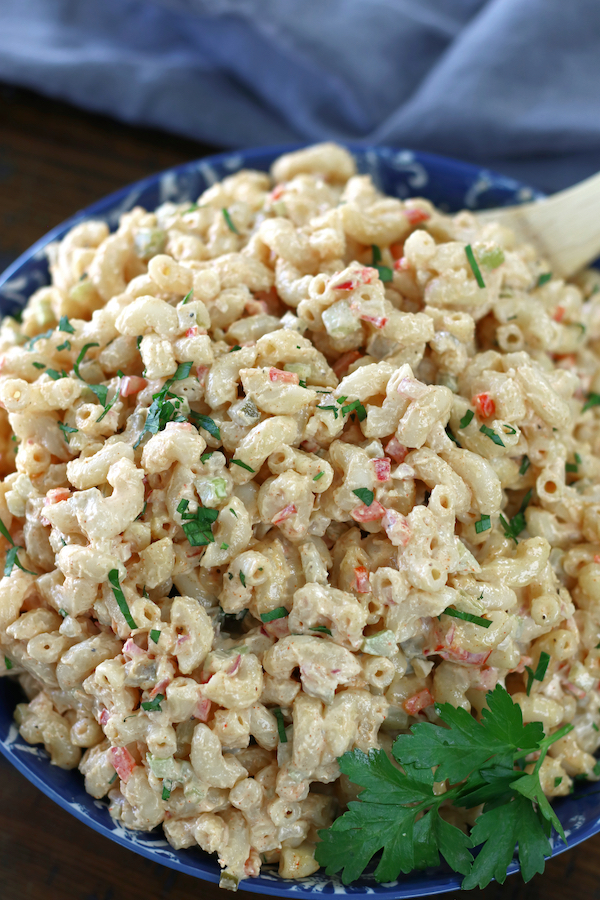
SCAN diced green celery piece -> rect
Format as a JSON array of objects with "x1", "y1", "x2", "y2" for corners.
[
  {"x1": 478, "y1": 245, "x2": 505, "y2": 270},
  {"x1": 321, "y1": 300, "x2": 360, "y2": 338},
  {"x1": 146, "y1": 753, "x2": 181, "y2": 781},
  {"x1": 219, "y1": 871, "x2": 240, "y2": 892},
  {"x1": 284, "y1": 363, "x2": 312, "y2": 381},
  {"x1": 361, "y1": 629, "x2": 397, "y2": 657},
  {"x1": 134, "y1": 228, "x2": 167, "y2": 261},
  {"x1": 33, "y1": 294, "x2": 55, "y2": 327},
  {"x1": 212, "y1": 477, "x2": 228, "y2": 500}
]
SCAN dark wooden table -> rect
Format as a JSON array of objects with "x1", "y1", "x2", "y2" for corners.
[{"x1": 0, "y1": 84, "x2": 599, "y2": 900}]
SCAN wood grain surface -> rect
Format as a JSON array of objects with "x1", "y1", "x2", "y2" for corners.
[{"x1": 0, "y1": 83, "x2": 599, "y2": 900}]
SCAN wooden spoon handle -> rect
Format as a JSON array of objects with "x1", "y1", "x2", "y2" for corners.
[{"x1": 476, "y1": 170, "x2": 600, "y2": 278}]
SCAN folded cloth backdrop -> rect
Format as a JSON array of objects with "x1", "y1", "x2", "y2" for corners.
[{"x1": 1, "y1": 0, "x2": 600, "y2": 192}]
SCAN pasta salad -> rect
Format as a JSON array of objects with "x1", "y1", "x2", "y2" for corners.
[{"x1": 0, "y1": 142, "x2": 600, "y2": 888}]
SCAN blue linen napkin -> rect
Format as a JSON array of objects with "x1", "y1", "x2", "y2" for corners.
[{"x1": 1, "y1": 0, "x2": 599, "y2": 192}]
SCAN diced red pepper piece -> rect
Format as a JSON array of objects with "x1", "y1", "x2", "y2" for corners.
[
  {"x1": 384, "y1": 437, "x2": 408, "y2": 463},
  {"x1": 358, "y1": 313, "x2": 388, "y2": 328},
  {"x1": 333, "y1": 350, "x2": 362, "y2": 378},
  {"x1": 333, "y1": 280, "x2": 355, "y2": 291},
  {"x1": 108, "y1": 746, "x2": 136, "y2": 783},
  {"x1": 351, "y1": 500, "x2": 386, "y2": 522},
  {"x1": 372, "y1": 458, "x2": 391, "y2": 481},
  {"x1": 403, "y1": 689, "x2": 434, "y2": 716},
  {"x1": 272, "y1": 503, "x2": 297, "y2": 525},
  {"x1": 120, "y1": 376, "x2": 147, "y2": 397},
  {"x1": 149, "y1": 677, "x2": 170, "y2": 699},
  {"x1": 193, "y1": 698, "x2": 212, "y2": 722},
  {"x1": 354, "y1": 565, "x2": 370, "y2": 593},
  {"x1": 553, "y1": 306, "x2": 566, "y2": 322},
  {"x1": 44, "y1": 487, "x2": 71, "y2": 505},
  {"x1": 269, "y1": 367, "x2": 299, "y2": 384},
  {"x1": 394, "y1": 257, "x2": 411, "y2": 271},
  {"x1": 389, "y1": 241, "x2": 405, "y2": 260},
  {"x1": 474, "y1": 392, "x2": 495, "y2": 419},
  {"x1": 245, "y1": 298, "x2": 269, "y2": 316},
  {"x1": 227, "y1": 654, "x2": 242, "y2": 676},
  {"x1": 405, "y1": 208, "x2": 430, "y2": 225}
]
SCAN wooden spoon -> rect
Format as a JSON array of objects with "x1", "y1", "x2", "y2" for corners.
[{"x1": 475, "y1": 170, "x2": 600, "y2": 279}]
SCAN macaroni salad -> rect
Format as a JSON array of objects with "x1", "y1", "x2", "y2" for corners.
[{"x1": 1, "y1": 142, "x2": 600, "y2": 888}]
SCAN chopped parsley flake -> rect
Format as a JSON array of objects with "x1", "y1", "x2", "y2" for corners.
[
  {"x1": 181, "y1": 289, "x2": 193, "y2": 305},
  {"x1": 500, "y1": 488, "x2": 533, "y2": 545},
  {"x1": 525, "y1": 651, "x2": 551, "y2": 695},
  {"x1": 445, "y1": 426, "x2": 461, "y2": 447},
  {"x1": 222, "y1": 208, "x2": 240, "y2": 235},
  {"x1": 26, "y1": 329, "x2": 54, "y2": 350},
  {"x1": 480, "y1": 424, "x2": 505, "y2": 447},
  {"x1": 442, "y1": 607, "x2": 491, "y2": 628},
  {"x1": 239, "y1": 572, "x2": 246, "y2": 587},
  {"x1": 465, "y1": 244, "x2": 485, "y2": 288},
  {"x1": 108, "y1": 569, "x2": 138, "y2": 629},
  {"x1": 474, "y1": 515, "x2": 491, "y2": 534},
  {"x1": 177, "y1": 499, "x2": 219, "y2": 547},
  {"x1": 459, "y1": 410, "x2": 474, "y2": 429},
  {"x1": 261, "y1": 607, "x2": 288, "y2": 623},
  {"x1": 74, "y1": 342, "x2": 99, "y2": 380},
  {"x1": 58, "y1": 422, "x2": 78, "y2": 443},
  {"x1": 4, "y1": 657, "x2": 12, "y2": 670},
  {"x1": 353, "y1": 488, "x2": 374, "y2": 507},
  {"x1": 537, "y1": 272, "x2": 552, "y2": 287},
  {"x1": 0, "y1": 517, "x2": 35, "y2": 576},
  {"x1": 310, "y1": 625, "x2": 332, "y2": 635},
  {"x1": 141, "y1": 693, "x2": 164, "y2": 713},
  {"x1": 519, "y1": 456, "x2": 531, "y2": 476},
  {"x1": 341, "y1": 399, "x2": 367, "y2": 422},
  {"x1": 133, "y1": 362, "x2": 193, "y2": 448},
  {"x1": 58, "y1": 316, "x2": 75, "y2": 334},
  {"x1": 96, "y1": 373, "x2": 124, "y2": 423},
  {"x1": 273, "y1": 707, "x2": 287, "y2": 743},
  {"x1": 190, "y1": 412, "x2": 221, "y2": 440},
  {"x1": 371, "y1": 244, "x2": 393, "y2": 282},
  {"x1": 313, "y1": 471, "x2": 324, "y2": 481},
  {"x1": 150, "y1": 629, "x2": 161, "y2": 644},
  {"x1": 230, "y1": 459, "x2": 254, "y2": 473},
  {"x1": 319, "y1": 405, "x2": 338, "y2": 419},
  {"x1": 583, "y1": 393, "x2": 600, "y2": 412}
]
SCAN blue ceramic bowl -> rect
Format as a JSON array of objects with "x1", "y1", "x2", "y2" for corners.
[{"x1": 0, "y1": 145, "x2": 597, "y2": 897}]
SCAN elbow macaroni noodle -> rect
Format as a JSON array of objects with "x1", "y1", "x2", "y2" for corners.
[{"x1": 2, "y1": 142, "x2": 600, "y2": 887}]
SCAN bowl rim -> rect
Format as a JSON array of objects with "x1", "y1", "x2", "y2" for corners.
[{"x1": 2, "y1": 143, "x2": 595, "y2": 898}]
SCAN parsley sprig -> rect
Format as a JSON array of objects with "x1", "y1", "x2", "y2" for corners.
[
  {"x1": 500, "y1": 488, "x2": 533, "y2": 544},
  {"x1": 177, "y1": 499, "x2": 218, "y2": 546},
  {"x1": 316, "y1": 685, "x2": 572, "y2": 888},
  {"x1": 0, "y1": 518, "x2": 35, "y2": 577},
  {"x1": 371, "y1": 245, "x2": 393, "y2": 283},
  {"x1": 133, "y1": 363, "x2": 192, "y2": 448}
]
